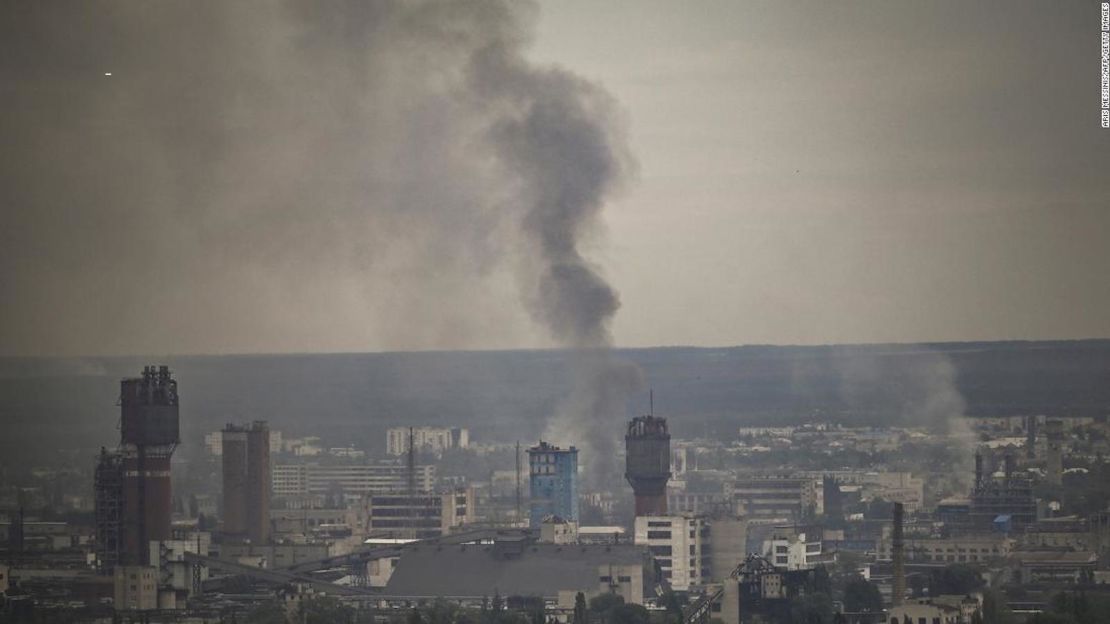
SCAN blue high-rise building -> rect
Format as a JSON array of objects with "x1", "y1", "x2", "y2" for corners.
[{"x1": 527, "y1": 441, "x2": 578, "y2": 528}]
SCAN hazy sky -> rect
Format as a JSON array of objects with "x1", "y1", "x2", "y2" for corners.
[{"x1": 2, "y1": 1, "x2": 1108, "y2": 356}]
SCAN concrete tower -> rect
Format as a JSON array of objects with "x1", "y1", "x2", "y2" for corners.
[
  {"x1": 222, "y1": 421, "x2": 271, "y2": 544},
  {"x1": 625, "y1": 415, "x2": 671, "y2": 516}
]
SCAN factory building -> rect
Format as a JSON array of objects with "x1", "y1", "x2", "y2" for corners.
[
  {"x1": 731, "y1": 476, "x2": 822, "y2": 520},
  {"x1": 365, "y1": 488, "x2": 476, "y2": 539},
  {"x1": 221, "y1": 421, "x2": 271, "y2": 544},
  {"x1": 968, "y1": 451, "x2": 1036, "y2": 530},
  {"x1": 527, "y1": 441, "x2": 578, "y2": 528},
  {"x1": 384, "y1": 538, "x2": 657, "y2": 607},
  {"x1": 625, "y1": 415, "x2": 671, "y2": 516},
  {"x1": 95, "y1": 366, "x2": 180, "y2": 573}
]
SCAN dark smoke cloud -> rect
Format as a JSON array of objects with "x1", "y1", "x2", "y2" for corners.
[{"x1": 1, "y1": 0, "x2": 637, "y2": 482}]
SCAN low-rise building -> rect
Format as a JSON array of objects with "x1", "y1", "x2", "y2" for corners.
[
  {"x1": 384, "y1": 540, "x2": 655, "y2": 607},
  {"x1": 887, "y1": 598, "x2": 964, "y2": 624},
  {"x1": 1012, "y1": 550, "x2": 1097, "y2": 585},
  {"x1": 877, "y1": 534, "x2": 1013, "y2": 564},
  {"x1": 366, "y1": 488, "x2": 475, "y2": 539}
]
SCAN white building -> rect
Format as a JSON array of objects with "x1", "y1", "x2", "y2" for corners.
[
  {"x1": 205, "y1": 429, "x2": 282, "y2": 456},
  {"x1": 386, "y1": 427, "x2": 469, "y2": 456},
  {"x1": 634, "y1": 514, "x2": 710, "y2": 591},
  {"x1": 272, "y1": 462, "x2": 436, "y2": 497},
  {"x1": 328, "y1": 447, "x2": 366, "y2": 459},
  {"x1": 762, "y1": 527, "x2": 825, "y2": 570}
]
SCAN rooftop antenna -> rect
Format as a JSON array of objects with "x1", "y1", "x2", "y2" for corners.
[{"x1": 649, "y1": 388, "x2": 654, "y2": 417}]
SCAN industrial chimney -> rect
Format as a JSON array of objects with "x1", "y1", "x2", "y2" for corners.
[
  {"x1": 892, "y1": 502, "x2": 906, "y2": 607},
  {"x1": 1045, "y1": 419, "x2": 1064, "y2": 486},
  {"x1": 624, "y1": 415, "x2": 671, "y2": 516}
]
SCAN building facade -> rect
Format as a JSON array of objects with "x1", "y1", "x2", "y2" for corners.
[
  {"x1": 731, "y1": 476, "x2": 822, "y2": 520},
  {"x1": 761, "y1": 527, "x2": 825, "y2": 571},
  {"x1": 527, "y1": 442, "x2": 578, "y2": 528},
  {"x1": 366, "y1": 489, "x2": 476, "y2": 539},
  {"x1": 272, "y1": 462, "x2": 436, "y2": 497},
  {"x1": 633, "y1": 514, "x2": 710, "y2": 591}
]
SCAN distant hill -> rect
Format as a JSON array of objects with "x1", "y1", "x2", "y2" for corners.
[{"x1": 1, "y1": 339, "x2": 1108, "y2": 466}]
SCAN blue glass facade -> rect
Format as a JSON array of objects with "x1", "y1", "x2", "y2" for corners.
[{"x1": 527, "y1": 441, "x2": 578, "y2": 528}]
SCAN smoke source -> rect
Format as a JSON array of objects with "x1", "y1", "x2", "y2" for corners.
[
  {"x1": 1, "y1": 1, "x2": 638, "y2": 481},
  {"x1": 469, "y1": 16, "x2": 641, "y2": 486}
]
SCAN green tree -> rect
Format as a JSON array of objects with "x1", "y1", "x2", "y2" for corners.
[
  {"x1": 981, "y1": 590, "x2": 1014, "y2": 624},
  {"x1": 426, "y1": 599, "x2": 458, "y2": 624},
  {"x1": 610, "y1": 604, "x2": 649, "y2": 624},
  {"x1": 299, "y1": 596, "x2": 354, "y2": 624},
  {"x1": 573, "y1": 592, "x2": 588, "y2": 624},
  {"x1": 244, "y1": 601, "x2": 287, "y2": 624},
  {"x1": 929, "y1": 564, "x2": 985, "y2": 596},
  {"x1": 589, "y1": 594, "x2": 624, "y2": 614},
  {"x1": 842, "y1": 577, "x2": 883, "y2": 615},
  {"x1": 790, "y1": 592, "x2": 833, "y2": 624},
  {"x1": 589, "y1": 594, "x2": 625, "y2": 624},
  {"x1": 660, "y1": 591, "x2": 686, "y2": 624}
]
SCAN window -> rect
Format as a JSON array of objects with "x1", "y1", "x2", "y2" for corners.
[
  {"x1": 617, "y1": 576, "x2": 631, "y2": 583},
  {"x1": 599, "y1": 576, "x2": 612, "y2": 583},
  {"x1": 648, "y1": 521, "x2": 671, "y2": 528},
  {"x1": 647, "y1": 530, "x2": 672, "y2": 540}
]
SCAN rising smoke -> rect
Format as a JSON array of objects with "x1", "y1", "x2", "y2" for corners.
[{"x1": 1, "y1": 1, "x2": 637, "y2": 482}]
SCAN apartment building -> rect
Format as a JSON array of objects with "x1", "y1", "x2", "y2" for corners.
[
  {"x1": 272, "y1": 462, "x2": 435, "y2": 497},
  {"x1": 386, "y1": 427, "x2": 469, "y2": 456}
]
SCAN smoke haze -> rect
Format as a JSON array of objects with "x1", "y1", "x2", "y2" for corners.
[
  {"x1": 0, "y1": 0, "x2": 637, "y2": 481},
  {"x1": 0, "y1": 1, "x2": 620, "y2": 356}
]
